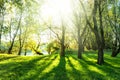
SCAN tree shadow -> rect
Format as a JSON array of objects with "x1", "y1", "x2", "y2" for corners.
[
  {"x1": 0, "y1": 55, "x2": 18, "y2": 61},
  {"x1": 66, "y1": 56, "x2": 82, "y2": 80},
  {"x1": 25, "y1": 55, "x2": 57, "y2": 80},
  {"x1": 39, "y1": 56, "x2": 69, "y2": 80},
  {"x1": 104, "y1": 62, "x2": 120, "y2": 69},
  {"x1": 0, "y1": 56, "x2": 46, "y2": 80},
  {"x1": 81, "y1": 55, "x2": 120, "y2": 80},
  {"x1": 53, "y1": 56, "x2": 69, "y2": 80},
  {"x1": 71, "y1": 56, "x2": 107, "y2": 80}
]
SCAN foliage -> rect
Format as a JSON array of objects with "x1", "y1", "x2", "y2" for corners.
[{"x1": 47, "y1": 40, "x2": 60, "y2": 54}]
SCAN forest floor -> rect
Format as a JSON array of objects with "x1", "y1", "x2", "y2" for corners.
[{"x1": 0, "y1": 51, "x2": 120, "y2": 80}]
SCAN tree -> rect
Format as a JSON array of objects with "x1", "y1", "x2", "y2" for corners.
[
  {"x1": 0, "y1": 0, "x2": 5, "y2": 51},
  {"x1": 106, "y1": 0, "x2": 120, "y2": 57},
  {"x1": 79, "y1": 0, "x2": 105, "y2": 65},
  {"x1": 73, "y1": 12, "x2": 87, "y2": 59},
  {"x1": 8, "y1": 9, "x2": 23, "y2": 54},
  {"x1": 60, "y1": 21, "x2": 66, "y2": 57}
]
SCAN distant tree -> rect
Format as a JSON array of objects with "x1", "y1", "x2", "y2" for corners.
[
  {"x1": 0, "y1": 0, "x2": 5, "y2": 51},
  {"x1": 73, "y1": 11, "x2": 87, "y2": 59},
  {"x1": 8, "y1": 9, "x2": 23, "y2": 54},
  {"x1": 106, "y1": 0, "x2": 120, "y2": 57}
]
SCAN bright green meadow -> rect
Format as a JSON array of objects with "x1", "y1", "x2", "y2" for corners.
[{"x1": 0, "y1": 51, "x2": 120, "y2": 80}]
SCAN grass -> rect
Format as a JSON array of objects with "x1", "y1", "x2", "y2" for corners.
[{"x1": 0, "y1": 51, "x2": 120, "y2": 80}]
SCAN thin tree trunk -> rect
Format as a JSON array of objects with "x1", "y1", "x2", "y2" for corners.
[
  {"x1": 9, "y1": 18, "x2": 12, "y2": 44},
  {"x1": 8, "y1": 11, "x2": 22, "y2": 54},
  {"x1": 18, "y1": 47, "x2": 22, "y2": 55},
  {"x1": 78, "y1": 24, "x2": 82, "y2": 59},
  {"x1": 0, "y1": 13, "x2": 4, "y2": 51},
  {"x1": 24, "y1": 48, "x2": 27, "y2": 56}
]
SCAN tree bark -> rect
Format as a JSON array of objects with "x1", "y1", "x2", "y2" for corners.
[
  {"x1": 18, "y1": 47, "x2": 22, "y2": 55},
  {"x1": 77, "y1": 23, "x2": 82, "y2": 59},
  {"x1": 93, "y1": 0, "x2": 104, "y2": 65},
  {"x1": 60, "y1": 24, "x2": 65, "y2": 57}
]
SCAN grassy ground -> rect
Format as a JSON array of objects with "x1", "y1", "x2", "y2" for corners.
[{"x1": 0, "y1": 51, "x2": 120, "y2": 80}]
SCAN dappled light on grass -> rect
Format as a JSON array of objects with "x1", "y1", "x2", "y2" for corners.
[
  {"x1": 39, "y1": 55, "x2": 59, "y2": 78},
  {"x1": 88, "y1": 65, "x2": 105, "y2": 76},
  {"x1": 0, "y1": 52, "x2": 120, "y2": 80},
  {"x1": 66, "y1": 56, "x2": 83, "y2": 71},
  {"x1": 39, "y1": 55, "x2": 69, "y2": 80}
]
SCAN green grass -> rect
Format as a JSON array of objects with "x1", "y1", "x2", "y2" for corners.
[{"x1": 0, "y1": 51, "x2": 120, "y2": 80}]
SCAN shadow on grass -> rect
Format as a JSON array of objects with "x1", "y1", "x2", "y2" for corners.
[
  {"x1": 0, "y1": 56, "x2": 18, "y2": 61},
  {"x1": 25, "y1": 55, "x2": 57, "y2": 80},
  {"x1": 1, "y1": 53, "x2": 120, "y2": 80},
  {"x1": 66, "y1": 56, "x2": 82, "y2": 80},
  {"x1": 0, "y1": 55, "x2": 47, "y2": 80},
  {"x1": 71, "y1": 56, "x2": 106, "y2": 80},
  {"x1": 73, "y1": 54, "x2": 120, "y2": 80},
  {"x1": 39, "y1": 56, "x2": 69, "y2": 80},
  {"x1": 53, "y1": 56, "x2": 69, "y2": 80}
]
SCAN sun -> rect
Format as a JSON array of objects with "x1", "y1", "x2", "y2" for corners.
[{"x1": 39, "y1": 0, "x2": 73, "y2": 26}]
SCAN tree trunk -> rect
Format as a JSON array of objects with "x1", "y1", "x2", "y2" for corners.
[
  {"x1": 8, "y1": 18, "x2": 21, "y2": 54},
  {"x1": 77, "y1": 0, "x2": 105, "y2": 64},
  {"x1": 24, "y1": 48, "x2": 27, "y2": 56},
  {"x1": 99, "y1": 0, "x2": 105, "y2": 48},
  {"x1": 97, "y1": 42, "x2": 104, "y2": 64},
  {"x1": 110, "y1": 0, "x2": 120, "y2": 57},
  {"x1": 60, "y1": 42, "x2": 65, "y2": 57},
  {"x1": 8, "y1": 10, "x2": 22, "y2": 54},
  {"x1": 18, "y1": 47, "x2": 22, "y2": 55},
  {"x1": 0, "y1": 26, "x2": 2, "y2": 51},
  {"x1": 111, "y1": 50, "x2": 119, "y2": 57},
  {"x1": 93, "y1": 0, "x2": 104, "y2": 65},
  {"x1": 78, "y1": 24, "x2": 82, "y2": 59},
  {"x1": 0, "y1": 13, "x2": 4, "y2": 51},
  {"x1": 60, "y1": 25, "x2": 65, "y2": 57},
  {"x1": 111, "y1": 39, "x2": 120, "y2": 57},
  {"x1": 78, "y1": 43, "x2": 82, "y2": 59},
  {"x1": 94, "y1": 30, "x2": 104, "y2": 64},
  {"x1": 8, "y1": 38, "x2": 15, "y2": 54}
]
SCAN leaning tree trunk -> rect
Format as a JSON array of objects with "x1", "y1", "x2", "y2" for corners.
[
  {"x1": 111, "y1": 38, "x2": 120, "y2": 57},
  {"x1": 111, "y1": 0, "x2": 120, "y2": 57},
  {"x1": 112, "y1": 48, "x2": 120, "y2": 57},
  {"x1": 8, "y1": 18, "x2": 21, "y2": 54},
  {"x1": 8, "y1": 10, "x2": 22, "y2": 54}
]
